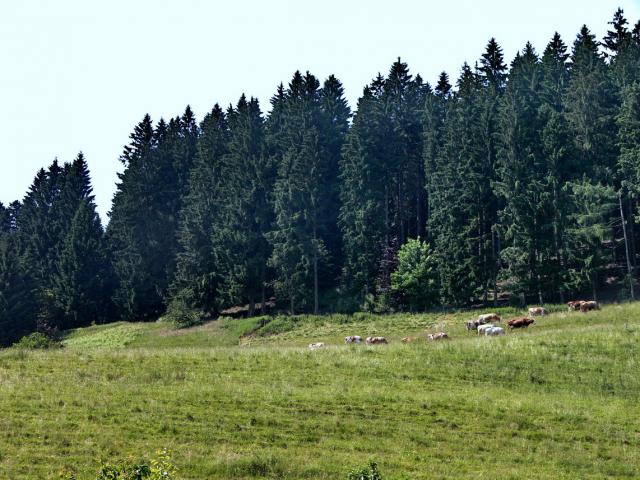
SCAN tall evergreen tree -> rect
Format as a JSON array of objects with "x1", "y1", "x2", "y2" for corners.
[
  {"x1": 52, "y1": 199, "x2": 109, "y2": 328},
  {"x1": 429, "y1": 63, "x2": 485, "y2": 304},
  {"x1": 565, "y1": 25, "x2": 617, "y2": 180},
  {"x1": 213, "y1": 96, "x2": 274, "y2": 314},
  {"x1": 171, "y1": 105, "x2": 229, "y2": 313},
  {"x1": 0, "y1": 234, "x2": 36, "y2": 345}
]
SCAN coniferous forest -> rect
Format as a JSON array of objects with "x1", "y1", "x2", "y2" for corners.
[{"x1": 3, "y1": 10, "x2": 640, "y2": 345}]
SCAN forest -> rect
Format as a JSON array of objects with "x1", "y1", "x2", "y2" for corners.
[{"x1": 1, "y1": 9, "x2": 640, "y2": 345}]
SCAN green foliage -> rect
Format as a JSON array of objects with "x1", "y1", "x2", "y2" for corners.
[
  {"x1": 347, "y1": 462, "x2": 383, "y2": 480},
  {"x1": 58, "y1": 449, "x2": 176, "y2": 480},
  {"x1": 390, "y1": 238, "x2": 438, "y2": 310},
  {"x1": 163, "y1": 292, "x2": 203, "y2": 329},
  {"x1": 12, "y1": 332, "x2": 60, "y2": 349}
]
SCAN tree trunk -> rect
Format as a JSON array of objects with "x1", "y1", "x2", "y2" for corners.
[
  {"x1": 313, "y1": 246, "x2": 319, "y2": 315},
  {"x1": 619, "y1": 191, "x2": 635, "y2": 300},
  {"x1": 289, "y1": 280, "x2": 294, "y2": 316},
  {"x1": 552, "y1": 183, "x2": 565, "y2": 304},
  {"x1": 627, "y1": 195, "x2": 637, "y2": 271},
  {"x1": 248, "y1": 294, "x2": 255, "y2": 317}
]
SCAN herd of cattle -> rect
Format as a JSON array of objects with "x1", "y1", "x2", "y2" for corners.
[{"x1": 307, "y1": 300, "x2": 600, "y2": 350}]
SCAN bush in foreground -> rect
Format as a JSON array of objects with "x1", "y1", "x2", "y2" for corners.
[
  {"x1": 347, "y1": 462, "x2": 383, "y2": 480},
  {"x1": 59, "y1": 449, "x2": 176, "y2": 479}
]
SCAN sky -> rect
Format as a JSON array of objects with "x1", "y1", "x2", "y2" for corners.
[{"x1": 1, "y1": 0, "x2": 640, "y2": 223}]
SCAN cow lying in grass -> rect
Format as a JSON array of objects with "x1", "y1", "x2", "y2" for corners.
[
  {"x1": 308, "y1": 342, "x2": 325, "y2": 349},
  {"x1": 427, "y1": 332, "x2": 448, "y2": 341},
  {"x1": 344, "y1": 335, "x2": 362, "y2": 344},
  {"x1": 507, "y1": 317, "x2": 535, "y2": 329},
  {"x1": 366, "y1": 336, "x2": 387, "y2": 345}
]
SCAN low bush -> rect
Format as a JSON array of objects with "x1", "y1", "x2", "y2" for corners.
[
  {"x1": 58, "y1": 449, "x2": 176, "y2": 479},
  {"x1": 13, "y1": 332, "x2": 60, "y2": 349},
  {"x1": 347, "y1": 461, "x2": 383, "y2": 480},
  {"x1": 162, "y1": 294, "x2": 203, "y2": 329}
]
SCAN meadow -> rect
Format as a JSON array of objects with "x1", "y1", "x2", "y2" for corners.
[{"x1": 1, "y1": 303, "x2": 639, "y2": 479}]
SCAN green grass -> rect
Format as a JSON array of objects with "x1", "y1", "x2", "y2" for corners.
[{"x1": 1, "y1": 303, "x2": 640, "y2": 478}]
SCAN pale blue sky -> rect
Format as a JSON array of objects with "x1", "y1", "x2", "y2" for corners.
[{"x1": 1, "y1": 0, "x2": 639, "y2": 222}]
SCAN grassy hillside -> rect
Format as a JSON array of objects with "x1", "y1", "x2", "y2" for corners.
[{"x1": 1, "y1": 303, "x2": 640, "y2": 479}]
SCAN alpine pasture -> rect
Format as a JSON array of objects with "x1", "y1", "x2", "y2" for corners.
[{"x1": 1, "y1": 303, "x2": 639, "y2": 479}]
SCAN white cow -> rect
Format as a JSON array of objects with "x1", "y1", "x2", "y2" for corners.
[
  {"x1": 344, "y1": 335, "x2": 362, "y2": 344},
  {"x1": 308, "y1": 342, "x2": 325, "y2": 349},
  {"x1": 485, "y1": 326, "x2": 505, "y2": 336},
  {"x1": 477, "y1": 324, "x2": 494, "y2": 335}
]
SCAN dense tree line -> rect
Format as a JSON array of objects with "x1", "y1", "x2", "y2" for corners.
[{"x1": 2, "y1": 10, "x2": 640, "y2": 343}]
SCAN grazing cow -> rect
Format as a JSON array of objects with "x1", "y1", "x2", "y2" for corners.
[
  {"x1": 477, "y1": 324, "x2": 494, "y2": 335},
  {"x1": 477, "y1": 313, "x2": 501, "y2": 323},
  {"x1": 580, "y1": 300, "x2": 599, "y2": 312},
  {"x1": 567, "y1": 300, "x2": 585, "y2": 311},
  {"x1": 308, "y1": 342, "x2": 325, "y2": 350},
  {"x1": 344, "y1": 335, "x2": 362, "y2": 344},
  {"x1": 528, "y1": 307, "x2": 547, "y2": 316},
  {"x1": 485, "y1": 326, "x2": 505, "y2": 336},
  {"x1": 427, "y1": 332, "x2": 449, "y2": 341},
  {"x1": 466, "y1": 320, "x2": 478, "y2": 331},
  {"x1": 366, "y1": 336, "x2": 388, "y2": 345},
  {"x1": 507, "y1": 317, "x2": 535, "y2": 329}
]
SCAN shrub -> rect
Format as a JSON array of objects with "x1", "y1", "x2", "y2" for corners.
[
  {"x1": 347, "y1": 461, "x2": 383, "y2": 480},
  {"x1": 58, "y1": 449, "x2": 176, "y2": 479},
  {"x1": 162, "y1": 292, "x2": 202, "y2": 329},
  {"x1": 390, "y1": 238, "x2": 439, "y2": 310},
  {"x1": 13, "y1": 332, "x2": 60, "y2": 350}
]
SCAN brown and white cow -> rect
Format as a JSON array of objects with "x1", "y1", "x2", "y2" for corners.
[
  {"x1": 366, "y1": 336, "x2": 388, "y2": 345},
  {"x1": 507, "y1": 317, "x2": 535, "y2": 329},
  {"x1": 427, "y1": 332, "x2": 449, "y2": 341},
  {"x1": 580, "y1": 300, "x2": 599, "y2": 312},
  {"x1": 528, "y1": 307, "x2": 547, "y2": 316},
  {"x1": 567, "y1": 300, "x2": 585, "y2": 311},
  {"x1": 477, "y1": 313, "x2": 501, "y2": 323}
]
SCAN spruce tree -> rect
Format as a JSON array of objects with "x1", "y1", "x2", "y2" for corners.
[
  {"x1": 565, "y1": 25, "x2": 617, "y2": 180},
  {"x1": 428, "y1": 63, "x2": 484, "y2": 304},
  {"x1": 52, "y1": 199, "x2": 109, "y2": 328},
  {"x1": 0, "y1": 234, "x2": 37, "y2": 345},
  {"x1": 213, "y1": 96, "x2": 274, "y2": 314},
  {"x1": 171, "y1": 105, "x2": 229, "y2": 313}
]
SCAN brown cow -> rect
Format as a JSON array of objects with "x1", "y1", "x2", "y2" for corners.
[
  {"x1": 401, "y1": 336, "x2": 416, "y2": 343},
  {"x1": 427, "y1": 332, "x2": 449, "y2": 341},
  {"x1": 580, "y1": 301, "x2": 599, "y2": 312},
  {"x1": 567, "y1": 300, "x2": 585, "y2": 311},
  {"x1": 507, "y1": 317, "x2": 535, "y2": 329},
  {"x1": 366, "y1": 336, "x2": 388, "y2": 345}
]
